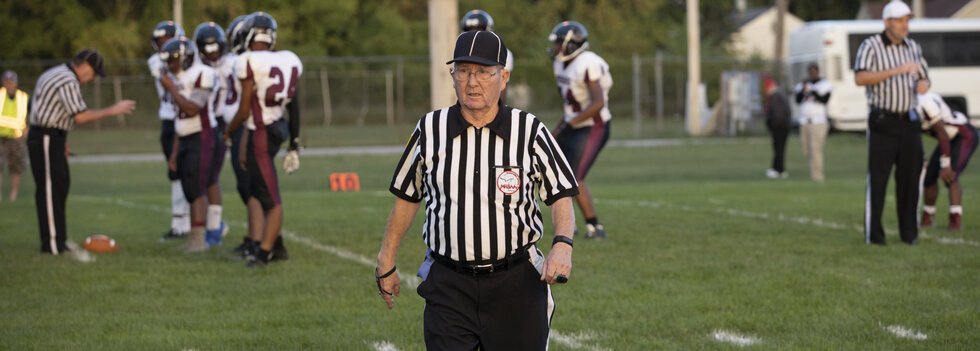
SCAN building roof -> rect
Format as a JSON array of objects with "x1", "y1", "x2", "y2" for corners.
[{"x1": 733, "y1": 7, "x2": 772, "y2": 28}]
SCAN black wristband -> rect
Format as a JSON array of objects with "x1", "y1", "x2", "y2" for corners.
[{"x1": 552, "y1": 235, "x2": 573, "y2": 248}]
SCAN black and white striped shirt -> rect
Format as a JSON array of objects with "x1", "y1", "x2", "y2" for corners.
[
  {"x1": 29, "y1": 64, "x2": 87, "y2": 130},
  {"x1": 390, "y1": 102, "x2": 579, "y2": 264},
  {"x1": 853, "y1": 32, "x2": 929, "y2": 113}
]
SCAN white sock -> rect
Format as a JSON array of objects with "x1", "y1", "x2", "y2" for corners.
[
  {"x1": 171, "y1": 181, "x2": 187, "y2": 232},
  {"x1": 950, "y1": 205, "x2": 963, "y2": 215},
  {"x1": 207, "y1": 205, "x2": 223, "y2": 230},
  {"x1": 923, "y1": 205, "x2": 936, "y2": 215}
]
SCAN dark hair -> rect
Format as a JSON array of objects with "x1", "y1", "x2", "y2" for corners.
[{"x1": 807, "y1": 63, "x2": 819, "y2": 72}]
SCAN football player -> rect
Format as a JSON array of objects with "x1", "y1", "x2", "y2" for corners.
[
  {"x1": 221, "y1": 15, "x2": 264, "y2": 258},
  {"x1": 549, "y1": 21, "x2": 613, "y2": 239},
  {"x1": 460, "y1": 9, "x2": 513, "y2": 102},
  {"x1": 193, "y1": 21, "x2": 231, "y2": 246},
  {"x1": 149, "y1": 20, "x2": 191, "y2": 240},
  {"x1": 915, "y1": 78, "x2": 978, "y2": 231},
  {"x1": 158, "y1": 36, "x2": 220, "y2": 252},
  {"x1": 225, "y1": 12, "x2": 302, "y2": 266}
]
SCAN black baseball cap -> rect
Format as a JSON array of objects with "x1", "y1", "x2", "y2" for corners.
[
  {"x1": 73, "y1": 49, "x2": 106, "y2": 77},
  {"x1": 446, "y1": 30, "x2": 508, "y2": 67}
]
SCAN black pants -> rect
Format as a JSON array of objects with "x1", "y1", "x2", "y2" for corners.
[
  {"x1": 229, "y1": 124, "x2": 250, "y2": 204},
  {"x1": 769, "y1": 126, "x2": 789, "y2": 172},
  {"x1": 159, "y1": 120, "x2": 178, "y2": 180},
  {"x1": 418, "y1": 252, "x2": 551, "y2": 350},
  {"x1": 866, "y1": 111, "x2": 922, "y2": 244},
  {"x1": 27, "y1": 127, "x2": 70, "y2": 254}
]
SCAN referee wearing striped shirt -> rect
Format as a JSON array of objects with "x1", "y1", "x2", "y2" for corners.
[
  {"x1": 854, "y1": 1, "x2": 928, "y2": 246},
  {"x1": 28, "y1": 49, "x2": 135, "y2": 254},
  {"x1": 375, "y1": 31, "x2": 578, "y2": 350}
]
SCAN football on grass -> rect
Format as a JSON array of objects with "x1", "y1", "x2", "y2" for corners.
[{"x1": 83, "y1": 235, "x2": 118, "y2": 254}]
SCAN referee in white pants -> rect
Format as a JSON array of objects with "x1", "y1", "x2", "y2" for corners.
[
  {"x1": 854, "y1": 1, "x2": 927, "y2": 245},
  {"x1": 375, "y1": 31, "x2": 578, "y2": 350},
  {"x1": 28, "y1": 49, "x2": 135, "y2": 254}
]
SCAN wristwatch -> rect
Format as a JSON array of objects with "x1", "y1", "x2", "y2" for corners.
[{"x1": 552, "y1": 235, "x2": 574, "y2": 248}]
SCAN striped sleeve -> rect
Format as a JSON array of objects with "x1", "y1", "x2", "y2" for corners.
[
  {"x1": 915, "y1": 43, "x2": 929, "y2": 79},
  {"x1": 389, "y1": 120, "x2": 425, "y2": 203},
  {"x1": 530, "y1": 118, "x2": 578, "y2": 205},
  {"x1": 58, "y1": 80, "x2": 87, "y2": 116},
  {"x1": 853, "y1": 38, "x2": 874, "y2": 72}
]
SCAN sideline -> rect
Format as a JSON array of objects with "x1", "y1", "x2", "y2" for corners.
[{"x1": 68, "y1": 138, "x2": 763, "y2": 164}]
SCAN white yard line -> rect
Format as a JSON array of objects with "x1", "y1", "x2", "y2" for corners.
[
  {"x1": 882, "y1": 324, "x2": 928, "y2": 340},
  {"x1": 73, "y1": 195, "x2": 421, "y2": 289},
  {"x1": 550, "y1": 330, "x2": 611, "y2": 351},
  {"x1": 369, "y1": 340, "x2": 400, "y2": 351},
  {"x1": 711, "y1": 329, "x2": 760, "y2": 347},
  {"x1": 601, "y1": 198, "x2": 980, "y2": 248}
]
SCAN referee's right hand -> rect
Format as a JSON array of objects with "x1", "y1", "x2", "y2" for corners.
[{"x1": 110, "y1": 100, "x2": 136, "y2": 116}]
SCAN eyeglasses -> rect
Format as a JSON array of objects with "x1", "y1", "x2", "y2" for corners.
[{"x1": 451, "y1": 66, "x2": 500, "y2": 82}]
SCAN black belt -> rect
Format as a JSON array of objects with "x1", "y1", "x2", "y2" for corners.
[
  {"x1": 871, "y1": 108, "x2": 910, "y2": 119},
  {"x1": 430, "y1": 247, "x2": 531, "y2": 276},
  {"x1": 29, "y1": 125, "x2": 67, "y2": 136}
]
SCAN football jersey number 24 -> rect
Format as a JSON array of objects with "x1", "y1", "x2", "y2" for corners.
[{"x1": 266, "y1": 66, "x2": 299, "y2": 107}]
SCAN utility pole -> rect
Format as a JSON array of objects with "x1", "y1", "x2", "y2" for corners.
[
  {"x1": 913, "y1": 0, "x2": 925, "y2": 18},
  {"x1": 686, "y1": 0, "x2": 702, "y2": 136},
  {"x1": 428, "y1": 0, "x2": 458, "y2": 110},
  {"x1": 173, "y1": 0, "x2": 183, "y2": 29},
  {"x1": 774, "y1": 0, "x2": 788, "y2": 82}
]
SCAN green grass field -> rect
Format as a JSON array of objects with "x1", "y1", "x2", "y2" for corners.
[{"x1": 0, "y1": 129, "x2": 977, "y2": 350}]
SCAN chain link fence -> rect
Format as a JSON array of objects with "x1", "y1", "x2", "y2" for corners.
[{"x1": 1, "y1": 54, "x2": 777, "y2": 138}]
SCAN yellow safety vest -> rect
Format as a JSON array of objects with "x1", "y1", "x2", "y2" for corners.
[{"x1": 0, "y1": 88, "x2": 28, "y2": 138}]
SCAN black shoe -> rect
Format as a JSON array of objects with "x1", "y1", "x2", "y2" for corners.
[
  {"x1": 232, "y1": 237, "x2": 253, "y2": 255},
  {"x1": 161, "y1": 229, "x2": 186, "y2": 240},
  {"x1": 240, "y1": 240, "x2": 260, "y2": 259},
  {"x1": 271, "y1": 245, "x2": 289, "y2": 262},
  {"x1": 246, "y1": 249, "x2": 272, "y2": 268},
  {"x1": 271, "y1": 237, "x2": 288, "y2": 261},
  {"x1": 868, "y1": 240, "x2": 886, "y2": 246}
]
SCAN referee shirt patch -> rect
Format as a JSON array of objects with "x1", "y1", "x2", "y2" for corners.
[{"x1": 495, "y1": 167, "x2": 521, "y2": 196}]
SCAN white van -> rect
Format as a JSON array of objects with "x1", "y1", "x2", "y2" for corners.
[{"x1": 788, "y1": 19, "x2": 980, "y2": 131}]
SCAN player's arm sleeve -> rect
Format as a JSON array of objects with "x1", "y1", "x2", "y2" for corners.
[
  {"x1": 287, "y1": 85, "x2": 301, "y2": 151},
  {"x1": 59, "y1": 81, "x2": 88, "y2": 117},
  {"x1": 815, "y1": 92, "x2": 831, "y2": 103},
  {"x1": 389, "y1": 120, "x2": 425, "y2": 203},
  {"x1": 531, "y1": 118, "x2": 579, "y2": 205}
]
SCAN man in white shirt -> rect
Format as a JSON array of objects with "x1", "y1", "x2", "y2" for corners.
[{"x1": 793, "y1": 64, "x2": 832, "y2": 182}]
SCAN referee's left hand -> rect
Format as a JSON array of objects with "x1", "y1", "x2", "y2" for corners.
[
  {"x1": 376, "y1": 264, "x2": 401, "y2": 309},
  {"x1": 541, "y1": 244, "x2": 572, "y2": 285}
]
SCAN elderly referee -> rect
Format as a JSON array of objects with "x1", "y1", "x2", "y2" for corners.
[
  {"x1": 375, "y1": 31, "x2": 578, "y2": 350},
  {"x1": 854, "y1": 1, "x2": 928, "y2": 245},
  {"x1": 28, "y1": 49, "x2": 135, "y2": 255}
]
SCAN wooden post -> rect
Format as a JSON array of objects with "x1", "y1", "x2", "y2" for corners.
[
  {"x1": 320, "y1": 69, "x2": 332, "y2": 126},
  {"x1": 386, "y1": 69, "x2": 395, "y2": 127},
  {"x1": 428, "y1": 0, "x2": 458, "y2": 110},
  {"x1": 686, "y1": 0, "x2": 702, "y2": 136}
]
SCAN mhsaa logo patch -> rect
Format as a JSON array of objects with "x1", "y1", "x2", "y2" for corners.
[{"x1": 497, "y1": 170, "x2": 521, "y2": 195}]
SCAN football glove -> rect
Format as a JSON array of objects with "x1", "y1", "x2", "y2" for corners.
[{"x1": 283, "y1": 150, "x2": 300, "y2": 174}]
